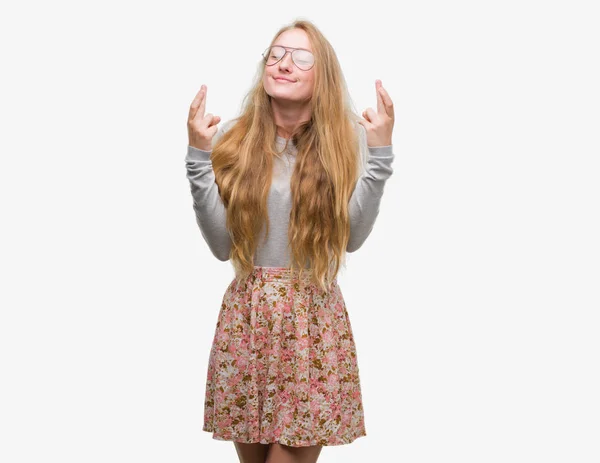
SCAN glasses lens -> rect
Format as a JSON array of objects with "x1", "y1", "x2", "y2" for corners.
[
  {"x1": 263, "y1": 46, "x2": 315, "y2": 70},
  {"x1": 292, "y1": 49, "x2": 314, "y2": 70},
  {"x1": 264, "y1": 46, "x2": 285, "y2": 65}
]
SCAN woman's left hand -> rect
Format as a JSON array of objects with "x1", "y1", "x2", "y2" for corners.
[{"x1": 358, "y1": 80, "x2": 395, "y2": 147}]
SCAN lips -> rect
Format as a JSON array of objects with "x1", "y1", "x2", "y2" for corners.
[{"x1": 274, "y1": 76, "x2": 296, "y2": 82}]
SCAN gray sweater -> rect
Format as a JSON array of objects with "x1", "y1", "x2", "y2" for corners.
[{"x1": 185, "y1": 120, "x2": 395, "y2": 266}]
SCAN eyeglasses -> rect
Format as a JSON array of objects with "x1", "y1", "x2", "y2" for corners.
[{"x1": 261, "y1": 45, "x2": 315, "y2": 71}]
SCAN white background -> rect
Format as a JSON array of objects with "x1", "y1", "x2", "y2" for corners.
[{"x1": 1, "y1": 0, "x2": 599, "y2": 462}]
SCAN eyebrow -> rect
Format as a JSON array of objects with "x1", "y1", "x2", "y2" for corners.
[{"x1": 272, "y1": 45, "x2": 313, "y2": 53}]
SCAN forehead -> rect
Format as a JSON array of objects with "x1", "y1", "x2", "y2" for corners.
[{"x1": 273, "y1": 29, "x2": 312, "y2": 52}]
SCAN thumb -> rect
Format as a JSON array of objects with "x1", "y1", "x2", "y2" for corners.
[
  {"x1": 207, "y1": 115, "x2": 220, "y2": 130},
  {"x1": 208, "y1": 118, "x2": 220, "y2": 137},
  {"x1": 207, "y1": 114, "x2": 220, "y2": 126},
  {"x1": 357, "y1": 118, "x2": 370, "y2": 128}
]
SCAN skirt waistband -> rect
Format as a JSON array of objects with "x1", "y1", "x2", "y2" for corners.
[
  {"x1": 236, "y1": 266, "x2": 339, "y2": 293},
  {"x1": 251, "y1": 266, "x2": 317, "y2": 283}
]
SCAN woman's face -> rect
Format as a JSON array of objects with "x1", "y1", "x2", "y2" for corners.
[{"x1": 262, "y1": 29, "x2": 315, "y2": 104}]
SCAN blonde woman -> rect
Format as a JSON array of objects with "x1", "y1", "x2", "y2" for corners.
[{"x1": 185, "y1": 19, "x2": 395, "y2": 463}]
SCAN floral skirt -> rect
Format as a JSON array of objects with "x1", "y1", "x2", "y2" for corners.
[{"x1": 202, "y1": 266, "x2": 366, "y2": 447}]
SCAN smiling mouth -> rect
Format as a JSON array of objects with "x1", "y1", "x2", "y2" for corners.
[{"x1": 274, "y1": 77, "x2": 295, "y2": 83}]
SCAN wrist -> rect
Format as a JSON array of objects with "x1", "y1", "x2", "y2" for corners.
[
  {"x1": 189, "y1": 143, "x2": 212, "y2": 151},
  {"x1": 367, "y1": 141, "x2": 392, "y2": 148}
]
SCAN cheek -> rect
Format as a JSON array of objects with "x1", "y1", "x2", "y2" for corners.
[
  {"x1": 302, "y1": 77, "x2": 315, "y2": 95},
  {"x1": 263, "y1": 74, "x2": 273, "y2": 92},
  {"x1": 304, "y1": 73, "x2": 315, "y2": 90},
  {"x1": 302, "y1": 82, "x2": 313, "y2": 95}
]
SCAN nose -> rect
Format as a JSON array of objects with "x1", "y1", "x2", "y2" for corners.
[{"x1": 278, "y1": 51, "x2": 294, "y2": 70}]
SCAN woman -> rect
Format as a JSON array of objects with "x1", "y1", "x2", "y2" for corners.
[{"x1": 185, "y1": 19, "x2": 395, "y2": 463}]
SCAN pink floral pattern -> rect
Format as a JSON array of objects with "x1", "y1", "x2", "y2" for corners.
[{"x1": 202, "y1": 266, "x2": 367, "y2": 447}]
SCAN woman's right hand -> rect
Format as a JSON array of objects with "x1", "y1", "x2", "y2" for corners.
[{"x1": 187, "y1": 84, "x2": 221, "y2": 151}]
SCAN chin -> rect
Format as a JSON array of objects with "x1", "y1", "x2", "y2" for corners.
[{"x1": 269, "y1": 88, "x2": 297, "y2": 99}]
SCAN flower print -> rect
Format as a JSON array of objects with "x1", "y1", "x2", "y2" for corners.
[{"x1": 202, "y1": 267, "x2": 366, "y2": 446}]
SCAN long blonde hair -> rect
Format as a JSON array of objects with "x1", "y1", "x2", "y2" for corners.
[{"x1": 210, "y1": 19, "x2": 365, "y2": 292}]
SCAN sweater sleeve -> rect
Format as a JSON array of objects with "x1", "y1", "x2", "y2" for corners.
[
  {"x1": 346, "y1": 144, "x2": 395, "y2": 252},
  {"x1": 185, "y1": 122, "x2": 236, "y2": 261}
]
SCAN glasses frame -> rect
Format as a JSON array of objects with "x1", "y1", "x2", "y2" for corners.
[{"x1": 261, "y1": 45, "x2": 315, "y2": 71}]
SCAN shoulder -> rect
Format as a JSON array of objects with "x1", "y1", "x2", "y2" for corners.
[
  {"x1": 212, "y1": 118, "x2": 240, "y2": 148},
  {"x1": 351, "y1": 118, "x2": 369, "y2": 173},
  {"x1": 220, "y1": 118, "x2": 238, "y2": 133},
  {"x1": 219, "y1": 118, "x2": 239, "y2": 137}
]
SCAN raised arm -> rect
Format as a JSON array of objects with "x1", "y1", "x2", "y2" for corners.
[
  {"x1": 346, "y1": 139, "x2": 395, "y2": 252},
  {"x1": 185, "y1": 145, "x2": 232, "y2": 261},
  {"x1": 184, "y1": 111, "x2": 237, "y2": 261},
  {"x1": 347, "y1": 79, "x2": 396, "y2": 252}
]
